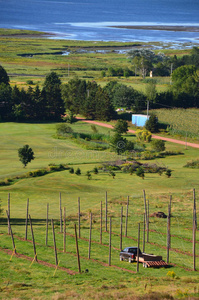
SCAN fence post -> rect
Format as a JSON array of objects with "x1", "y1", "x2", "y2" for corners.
[
  {"x1": 6, "y1": 210, "x2": 16, "y2": 254},
  {"x1": 63, "y1": 207, "x2": 66, "y2": 253},
  {"x1": 109, "y1": 217, "x2": 112, "y2": 266},
  {"x1": 120, "y1": 206, "x2": 123, "y2": 251},
  {"x1": 105, "y1": 192, "x2": 108, "y2": 232},
  {"x1": 143, "y1": 190, "x2": 148, "y2": 242},
  {"x1": 143, "y1": 213, "x2": 145, "y2": 253},
  {"x1": 25, "y1": 198, "x2": 29, "y2": 240},
  {"x1": 46, "y1": 203, "x2": 49, "y2": 246},
  {"x1": 59, "y1": 192, "x2": 62, "y2": 233},
  {"x1": 193, "y1": 188, "x2": 196, "y2": 271},
  {"x1": 147, "y1": 199, "x2": 149, "y2": 242},
  {"x1": 51, "y1": 219, "x2": 58, "y2": 266},
  {"x1": 100, "y1": 201, "x2": 102, "y2": 244},
  {"x1": 125, "y1": 196, "x2": 129, "y2": 237},
  {"x1": 74, "y1": 223, "x2": 81, "y2": 273},
  {"x1": 78, "y1": 197, "x2": 81, "y2": 238},
  {"x1": 167, "y1": 204, "x2": 170, "y2": 264},
  {"x1": 88, "y1": 212, "x2": 92, "y2": 259},
  {"x1": 29, "y1": 215, "x2": 37, "y2": 262},
  {"x1": 137, "y1": 223, "x2": 140, "y2": 273},
  {"x1": 8, "y1": 193, "x2": 10, "y2": 234}
]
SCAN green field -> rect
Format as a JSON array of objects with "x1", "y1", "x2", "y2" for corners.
[
  {"x1": 0, "y1": 28, "x2": 187, "y2": 94},
  {"x1": 0, "y1": 121, "x2": 199, "y2": 299},
  {"x1": 0, "y1": 29, "x2": 199, "y2": 299}
]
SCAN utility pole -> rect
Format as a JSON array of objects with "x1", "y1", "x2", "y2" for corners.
[
  {"x1": 147, "y1": 100, "x2": 149, "y2": 118},
  {"x1": 170, "y1": 63, "x2": 173, "y2": 85}
]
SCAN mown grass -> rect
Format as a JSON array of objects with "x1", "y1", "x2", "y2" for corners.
[{"x1": 0, "y1": 121, "x2": 199, "y2": 299}]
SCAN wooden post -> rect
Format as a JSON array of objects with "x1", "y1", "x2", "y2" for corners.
[
  {"x1": 167, "y1": 204, "x2": 170, "y2": 264},
  {"x1": 169, "y1": 195, "x2": 172, "y2": 248},
  {"x1": 147, "y1": 199, "x2": 149, "y2": 242},
  {"x1": 6, "y1": 210, "x2": 16, "y2": 254},
  {"x1": 143, "y1": 190, "x2": 148, "y2": 241},
  {"x1": 60, "y1": 192, "x2": 62, "y2": 233},
  {"x1": 137, "y1": 223, "x2": 140, "y2": 273},
  {"x1": 51, "y1": 219, "x2": 58, "y2": 266},
  {"x1": 125, "y1": 196, "x2": 129, "y2": 237},
  {"x1": 143, "y1": 213, "x2": 145, "y2": 253},
  {"x1": 63, "y1": 207, "x2": 66, "y2": 253},
  {"x1": 193, "y1": 188, "x2": 196, "y2": 271},
  {"x1": 45, "y1": 203, "x2": 49, "y2": 246},
  {"x1": 109, "y1": 217, "x2": 112, "y2": 266},
  {"x1": 74, "y1": 223, "x2": 81, "y2": 273},
  {"x1": 88, "y1": 212, "x2": 92, "y2": 259},
  {"x1": 120, "y1": 206, "x2": 123, "y2": 251},
  {"x1": 29, "y1": 215, "x2": 37, "y2": 262},
  {"x1": 8, "y1": 193, "x2": 10, "y2": 234},
  {"x1": 78, "y1": 197, "x2": 81, "y2": 238},
  {"x1": 105, "y1": 192, "x2": 108, "y2": 232},
  {"x1": 100, "y1": 201, "x2": 102, "y2": 244},
  {"x1": 25, "y1": 198, "x2": 29, "y2": 240}
]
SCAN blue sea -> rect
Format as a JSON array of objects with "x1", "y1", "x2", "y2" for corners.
[{"x1": 0, "y1": 0, "x2": 199, "y2": 44}]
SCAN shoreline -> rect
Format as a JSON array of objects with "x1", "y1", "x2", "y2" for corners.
[{"x1": 109, "y1": 25, "x2": 199, "y2": 32}]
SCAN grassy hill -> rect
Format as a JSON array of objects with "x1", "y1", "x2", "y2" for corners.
[{"x1": 0, "y1": 121, "x2": 198, "y2": 299}]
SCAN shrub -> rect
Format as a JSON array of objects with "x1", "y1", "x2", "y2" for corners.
[
  {"x1": 145, "y1": 114, "x2": 159, "y2": 133},
  {"x1": 165, "y1": 169, "x2": 172, "y2": 178},
  {"x1": 69, "y1": 167, "x2": 74, "y2": 174},
  {"x1": 136, "y1": 167, "x2": 145, "y2": 179},
  {"x1": 86, "y1": 171, "x2": 92, "y2": 180},
  {"x1": 56, "y1": 123, "x2": 73, "y2": 136},
  {"x1": 93, "y1": 167, "x2": 98, "y2": 174},
  {"x1": 151, "y1": 139, "x2": 165, "y2": 152},
  {"x1": 136, "y1": 129, "x2": 152, "y2": 142},
  {"x1": 184, "y1": 159, "x2": 199, "y2": 168},
  {"x1": 75, "y1": 168, "x2": 81, "y2": 175}
]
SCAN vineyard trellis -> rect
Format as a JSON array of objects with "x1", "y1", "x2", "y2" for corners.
[{"x1": 3, "y1": 189, "x2": 198, "y2": 274}]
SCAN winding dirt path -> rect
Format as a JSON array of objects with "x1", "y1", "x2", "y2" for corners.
[{"x1": 77, "y1": 118, "x2": 199, "y2": 149}]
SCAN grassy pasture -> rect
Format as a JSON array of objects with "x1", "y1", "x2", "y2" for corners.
[
  {"x1": 0, "y1": 121, "x2": 199, "y2": 299},
  {"x1": 0, "y1": 29, "x2": 199, "y2": 299}
]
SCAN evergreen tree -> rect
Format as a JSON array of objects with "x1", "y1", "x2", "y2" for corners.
[
  {"x1": 43, "y1": 72, "x2": 64, "y2": 120},
  {"x1": 0, "y1": 65, "x2": 9, "y2": 85}
]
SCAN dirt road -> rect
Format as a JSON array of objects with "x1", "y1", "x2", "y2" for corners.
[{"x1": 77, "y1": 118, "x2": 199, "y2": 149}]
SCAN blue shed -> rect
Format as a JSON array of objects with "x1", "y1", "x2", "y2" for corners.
[{"x1": 132, "y1": 114, "x2": 149, "y2": 127}]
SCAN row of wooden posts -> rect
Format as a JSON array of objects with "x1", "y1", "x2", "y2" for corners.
[{"x1": 6, "y1": 189, "x2": 197, "y2": 272}]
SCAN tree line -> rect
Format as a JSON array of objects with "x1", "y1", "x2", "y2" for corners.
[{"x1": 0, "y1": 49, "x2": 199, "y2": 122}]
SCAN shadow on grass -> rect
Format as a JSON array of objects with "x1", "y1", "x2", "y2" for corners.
[{"x1": 0, "y1": 218, "x2": 49, "y2": 226}]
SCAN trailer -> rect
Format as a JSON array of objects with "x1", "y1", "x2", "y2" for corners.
[
  {"x1": 120, "y1": 247, "x2": 169, "y2": 268},
  {"x1": 137, "y1": 253, "x2": 169, "y2": 268}
]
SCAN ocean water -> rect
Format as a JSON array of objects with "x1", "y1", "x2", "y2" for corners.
[{"x1": 0, "y1": 0, "x2": 199, "y2": 43}]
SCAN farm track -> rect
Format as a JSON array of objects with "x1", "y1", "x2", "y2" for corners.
[{"x1": 77, "y1": 118, "x2": 199, "y2": 149}]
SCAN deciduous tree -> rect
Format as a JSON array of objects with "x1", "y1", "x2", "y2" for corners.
[{"x1": 18, "y1": 145, "x2": 35, "y2": 168}]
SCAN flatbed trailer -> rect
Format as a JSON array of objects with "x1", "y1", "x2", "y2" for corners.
[{"x1": 136, "y1": 253, "x2": 169, "y2": 268}]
